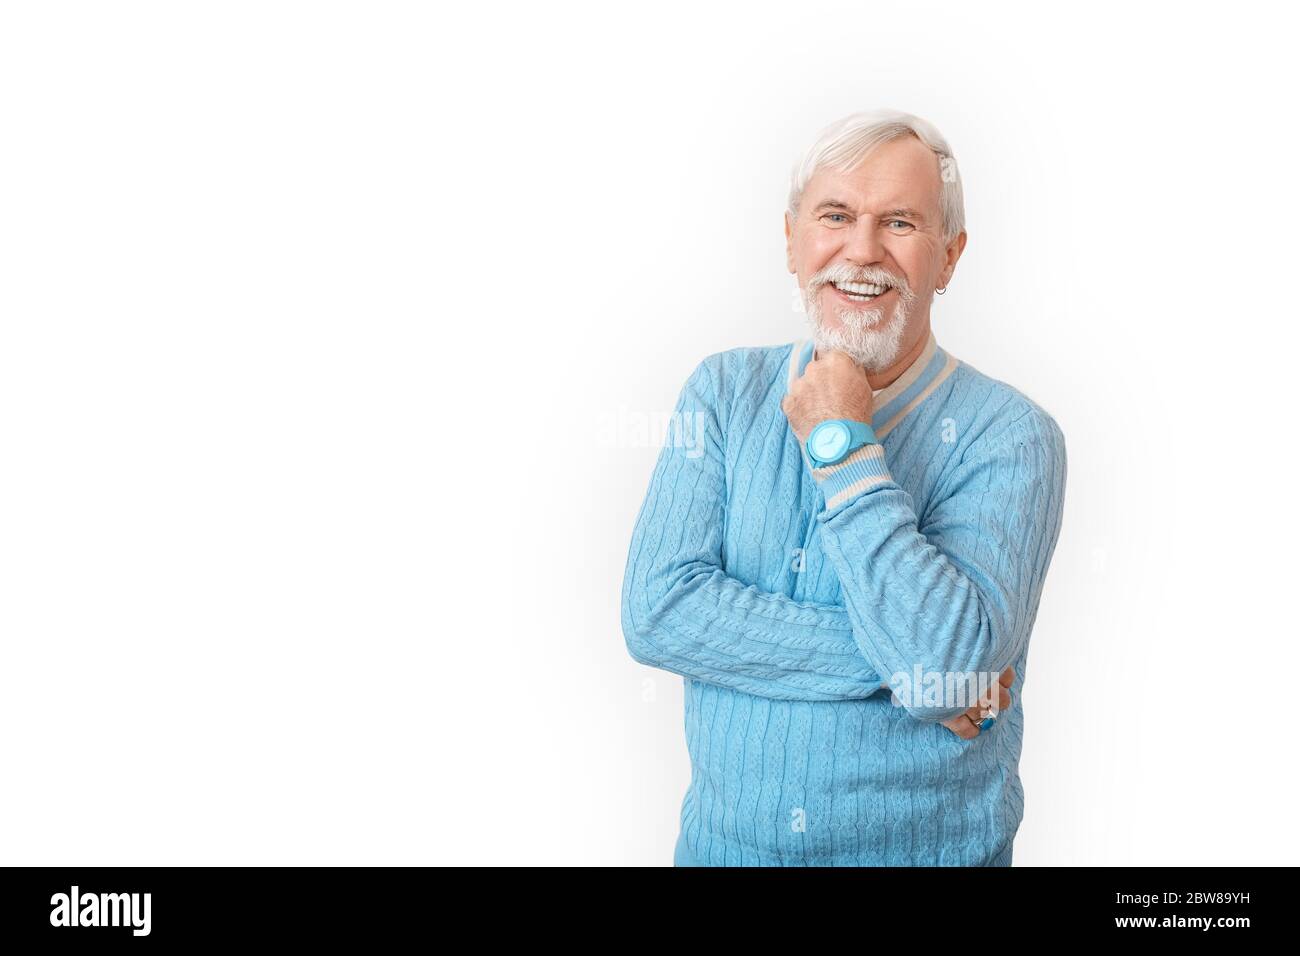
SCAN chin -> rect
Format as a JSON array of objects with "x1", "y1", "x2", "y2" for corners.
[{"x1": 809, "y1": 307, "x2": 907, "y2": 371}]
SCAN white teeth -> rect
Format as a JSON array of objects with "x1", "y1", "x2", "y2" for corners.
[{"x1": 833, "y1": 280, "x2": 887, "y2": 296}]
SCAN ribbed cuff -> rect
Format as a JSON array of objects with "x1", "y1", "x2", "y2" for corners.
[{"x1": 807, "y1": 442, "x2": 893, "y2": 512}]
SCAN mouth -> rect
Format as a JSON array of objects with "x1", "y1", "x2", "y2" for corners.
[{"x1": 826, "y1": 279, "x2": 894, "y2": 304}]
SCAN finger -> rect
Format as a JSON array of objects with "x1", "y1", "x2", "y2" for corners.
[
  {"x1": 943, "y1": 714, "x2": 979, "y2": 740},
  {"x1": 972, "y1": 683, "x2": 1007, "y2": 716},
  {"x1": 820, "y1": 349, "x2": 860, "y2": 370},
  {"x1": 1000, "y1": 667, "x2": 1015, "y2": 688}
]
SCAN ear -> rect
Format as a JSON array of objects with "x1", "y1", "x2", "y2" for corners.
[{"x1": 939, "y1": 230, "x2": 967, "y2": 287}]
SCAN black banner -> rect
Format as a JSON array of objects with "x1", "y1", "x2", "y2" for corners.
[{"x1": 0, "y1": 865, "x2": 1288, "y2": 943}]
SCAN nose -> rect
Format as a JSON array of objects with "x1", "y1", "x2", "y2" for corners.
[{"x1": 839, "y1": 218, "x2": 887, "y2": 267}]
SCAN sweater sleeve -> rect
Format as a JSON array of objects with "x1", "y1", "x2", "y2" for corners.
[
  {"x1": 620, "y1": 358, "x2": 887, "y2": 701},
  {"x1": 809, "y1": 406, "x2": 1067, "y2": 721}
]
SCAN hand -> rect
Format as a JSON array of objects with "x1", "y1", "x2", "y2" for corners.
[
  {"x1": 780, "y1": 349, "x2": 874, "y2": 444},
  {"x1": 941, "y1": 666, "x2": 1014, "y2": 740}
]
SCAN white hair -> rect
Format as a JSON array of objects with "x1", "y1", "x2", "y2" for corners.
[{"x1": 786, "y1": 109, "x2": 965, "y2": 243}]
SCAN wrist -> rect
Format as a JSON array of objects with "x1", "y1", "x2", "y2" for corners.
[{"x1": 805, "y1": 431, "x2": 894, "y2": 513}]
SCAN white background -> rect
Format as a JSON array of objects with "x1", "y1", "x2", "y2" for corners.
[{"x1": 2, "y1": 0, "x2": 1296, "y2": 865}]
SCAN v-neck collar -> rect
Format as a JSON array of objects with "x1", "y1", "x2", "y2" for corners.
[{"x1": 785, "y1": 328, "x2": 960, "y2": 438}]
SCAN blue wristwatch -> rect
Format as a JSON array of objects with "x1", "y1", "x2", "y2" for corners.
[{"x1": 806, "y1": 418, "x2": 878, "y2": 467}]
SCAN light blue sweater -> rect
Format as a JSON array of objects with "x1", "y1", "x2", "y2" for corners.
[{"x1": 621, "y1": 330, "x2": 1067, "y2": 866}]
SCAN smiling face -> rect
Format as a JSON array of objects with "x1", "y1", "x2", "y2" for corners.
[{"x1": 784, "y1": 133, "x2": 966, "y2": 373}]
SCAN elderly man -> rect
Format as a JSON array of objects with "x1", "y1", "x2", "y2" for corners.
[{"x1": 620, "y1": 108, "x2": 1067, "y2": 867}]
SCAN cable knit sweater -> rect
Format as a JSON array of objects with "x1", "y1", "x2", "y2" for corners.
[{"x1": 620, "y1": 329, "x2": 1067, "y2": 866}]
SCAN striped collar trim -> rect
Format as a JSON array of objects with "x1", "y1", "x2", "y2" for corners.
[{"x1": 785, "y1": 329, "x2": 961, "y2": 438}]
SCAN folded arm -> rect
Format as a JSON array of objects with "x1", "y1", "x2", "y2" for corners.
[
  {"x1": 620, "y1": 358, "x2": 887, "y2": 701},
  {"x1": 808, "y1": 407, "x2": 1067, "y2": 721}
]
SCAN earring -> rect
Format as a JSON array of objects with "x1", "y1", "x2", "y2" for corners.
[{"x1": 935, "y1": 285, "x2": 947, "y2": 295}]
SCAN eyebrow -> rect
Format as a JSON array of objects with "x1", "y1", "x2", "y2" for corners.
[{"x1": 812, "y1": 199, "x2": 926, "y2": 221}]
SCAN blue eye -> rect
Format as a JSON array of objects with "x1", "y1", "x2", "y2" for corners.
[
  {"x1": 822, "y1": 213, "x2": 849, "y2": 223},
  {"x1": 887, "y1": 220, "x2": 914, "y2": 230}
]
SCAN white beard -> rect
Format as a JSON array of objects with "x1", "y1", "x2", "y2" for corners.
[{"x1": 802, "y1": 283, "x2": 913, "y2": 372}]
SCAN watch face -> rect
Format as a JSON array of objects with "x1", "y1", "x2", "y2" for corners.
[{"x1": 810, "y1": 421, "x2": 850, "y2": 462}]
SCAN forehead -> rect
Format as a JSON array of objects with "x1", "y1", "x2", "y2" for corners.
[{"x1": 803, "y1": 135, "x2": 942, "y2": 213}]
